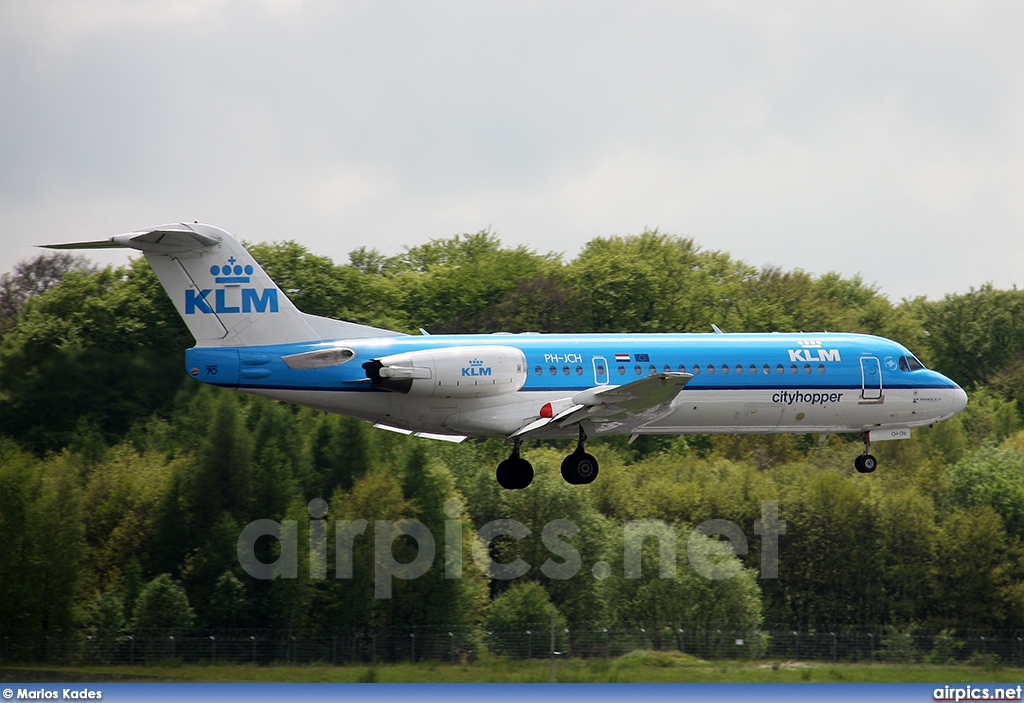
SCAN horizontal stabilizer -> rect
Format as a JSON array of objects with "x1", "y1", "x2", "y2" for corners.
[
  {"x1": 41, "y1": 223, "x2": 220, "y2": 254},
  {"x1": 41, "y1": 239, "x2": 125, "y2": 250}
]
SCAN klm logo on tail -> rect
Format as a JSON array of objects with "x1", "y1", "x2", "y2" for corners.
[{"x1": 184, "y1": 257, "x2": 279, "y2": 315}]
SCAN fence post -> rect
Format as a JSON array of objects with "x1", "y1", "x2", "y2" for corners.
[
  {"x1": 831, "y1": 632, "x2": 837, "y2": 661},
  {"x1": 410, "y1": 633, "x2": 416, "y2": 664},
  {"x1": 527, "y1": 630, "x2": 532, "y2": 660},
  {"x1": 793, "y1": 631, "x2": 799, "y2": 660},
  {"x1": 250, "y1": 635, "x2": 256, "y2": 664},
  {"x1": 169, "y1": 635, "x2": 175, "y2": 659},
  {"x1": 449, "y1": 632, "x2": 455, "y2": 662},
  {"x1": 210, "y1": 636, "x2": 216, "y2": 665},
  {"x1": 604, "y1": 628, "x2": 610, "y2": 659},
  {"x1": 332, "y1": 635, "x2": 337, "y2": 666},
  {"x1": 868, "y1": 633, "x2": 874, "y2": 662},
  {"x1": 640, "y1": 627, "x2": 647, "y2": 649},
  {"x1": 129, "y1": 635, "x2": 135, "y2": 665}
]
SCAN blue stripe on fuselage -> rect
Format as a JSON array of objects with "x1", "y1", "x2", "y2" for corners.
[{"x1": 185, "y1": 332, "x2": 960, "y2": 392}]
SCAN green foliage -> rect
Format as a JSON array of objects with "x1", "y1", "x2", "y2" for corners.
[
  {"x1": 6, "y1": 227, "x2": 1024, "y2": 647},
  {"x1": 133, "y1": 574, "x2": 195, "y2": 634},
  {"x1": 483, "y1": 582, "x2": 566, "y2": 656}
]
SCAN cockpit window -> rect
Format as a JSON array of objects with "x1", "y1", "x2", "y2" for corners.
[{"x1": 899, "y1": 355, "x2": 926, "y2": 371}]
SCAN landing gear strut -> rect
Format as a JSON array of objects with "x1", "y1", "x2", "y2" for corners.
[
  {"x1": 496, "y1": 439, "x2": 534, "y2": 490},
  {"x1": 854, "y1": 434, "x2": 877, "y2": 474},
  {"x1": 561, "y1": 425, "x2": 599, "y2": 485}
]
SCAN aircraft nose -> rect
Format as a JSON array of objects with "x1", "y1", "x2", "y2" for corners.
[{"x1": 951, "y1": 386, "x2": 968, "y2": 415}]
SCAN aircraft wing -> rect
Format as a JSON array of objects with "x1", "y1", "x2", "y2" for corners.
[{"x1": 510, "y1": 372, "x2": 693, "y2": 439}]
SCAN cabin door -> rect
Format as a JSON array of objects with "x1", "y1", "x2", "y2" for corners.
[{"x1": 860, "y1": 357, "x2": 883, "y2": 401}]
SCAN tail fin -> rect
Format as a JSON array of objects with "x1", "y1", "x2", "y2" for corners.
[{"x1": 42, "y1": 223, "x2": 401, "y2": 346}]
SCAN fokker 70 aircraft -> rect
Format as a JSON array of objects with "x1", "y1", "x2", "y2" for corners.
[{"x1": 45, "y1": 223, "x2": 968, "y2": 489}]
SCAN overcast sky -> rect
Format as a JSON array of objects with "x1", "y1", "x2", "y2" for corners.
[{"x1": 2, "y1": 1, "x2": 1022, "y2": 302}]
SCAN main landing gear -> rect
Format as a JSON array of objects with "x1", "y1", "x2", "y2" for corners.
[
  {"x1": 561, "y1": 425, "x2": 599, "y2": 485},
  {"x1": 496, "y1": 440, "x2": 534, "y2": 490},
  {"x1": 494, "y1": 427, "x2": 601, "y2": 489},
  {"x1": 854, "y1": 433, "x2": 877, "y2": 474}
]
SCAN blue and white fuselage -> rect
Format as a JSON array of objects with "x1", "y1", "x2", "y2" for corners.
[
  {"x1": 44, "y1": 223, "x2": 968, "y2": 488},
  {"x1": 185, "y1": 332, "x2": 966, "y2": 439}
]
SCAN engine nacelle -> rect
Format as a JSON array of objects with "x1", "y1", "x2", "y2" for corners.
[{"x1": 362, "y1": 345, "x2": 528, "y2": 398}]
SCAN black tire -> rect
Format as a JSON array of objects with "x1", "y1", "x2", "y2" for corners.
[
  {"x1": 854, "y1": 454, "x2": 878, "y2": 474},
  {"x1": 497, "y1": 457, "x2": 534, "y2": 489},
  {"x1": 561, "y1": 451, "x2": 599, "y2": 485},
  {"x1": 511, "y1": 457, "x2": 534, "y2": 489},
  {"x1": 496, "y1": 459, "x2": 514, "y2": 489}
]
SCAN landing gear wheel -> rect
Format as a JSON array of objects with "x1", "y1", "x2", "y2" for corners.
[
  {"x1": 496, "y1": 443, "x2": 534, "y2": 490},
  {"x1": 854, "y1": 454, "x2": 877, "y2": 474},
  {"x1": 854, "y1": 432, "x2": 877, "y2": 474},
  {"x1": 561, "y1": 450, "x2": 599, "y2": 485}
]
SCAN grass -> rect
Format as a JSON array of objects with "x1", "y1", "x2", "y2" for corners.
[{"x1": 6, "y1": 651, "x2": 1024, "y2": 684}]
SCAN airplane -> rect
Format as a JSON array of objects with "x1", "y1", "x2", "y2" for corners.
[{"x1": 44, "y1": 223, "x2": 969, "y2": 490}]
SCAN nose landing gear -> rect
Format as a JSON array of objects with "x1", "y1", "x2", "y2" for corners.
[{"x1": 854, "y1": 433, "x2": 877, "y2": 473}]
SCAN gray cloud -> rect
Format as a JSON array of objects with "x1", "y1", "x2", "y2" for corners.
[{"x1": 2, "y1": 1, "x2": 1022, "y2": 302}]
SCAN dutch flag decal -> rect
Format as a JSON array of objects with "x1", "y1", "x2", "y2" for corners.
[{"x1": 614, "y1": 353, "x2": 630, "y2": 362}]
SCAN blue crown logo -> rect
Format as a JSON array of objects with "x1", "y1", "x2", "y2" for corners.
[
  {"x1": 469, "y1": 359, "x2": 484, "y2": 366},
  {"x1": 211, "y1": 256, "x2": 253, "y2": 284}
]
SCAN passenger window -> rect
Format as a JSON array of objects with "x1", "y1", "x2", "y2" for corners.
[
  {"x1": 803, "y1": 364, "x2": 812, "y2": 374},
  {"x1": 596, "y1": 364, "x2": 606, "y2": 376},
  {"x1": 818, "y1": 364, "x2": 825, "y2": 374},
  {"x1": 763, "y1": 364, "x2": 770, "y2": 375},
  {"x1": 790, "y1": 364, "x2": 798, "y2": 374},
  {"x1": 692, "y1": 364, "x2": 701, "y2": 375},
  {"x1": 707, "y1": 364, "x2": 715, "y2": 375},
  {"x1": 576, "y1": 365, "x2": 584, "y2": 376},
  {"x1": 618, "y1": 365, "x2": 626, "y2": 375},
  {"x1": 649, "y1": 364, "x2": 657, "y2": 375},
  {"x1": 664, "y1": 364, "x2": 672, "y2": 373},
  {"x1": 535, "y1": 365, "x2": 542, "y2": 376},
  {"x1": 678, "y1": 364, "x2": 687, "y2": 373},
  {"x1": 634, "y1": 365, "x2": 642, "y2": 375},
  {"x1": 750, "y1": 364, "x2": 758, "y2": 375},
  {"x1": 549, "y1": 366, "x2": 557, "y2": 376},
  {"x1": 735, "y1": 364, "x2": 743, "y2": 374},
  {"x1": 721, "y1": 364, "x2": 730, "y2": 375},
  {"x1": 563, "y1": 366, "x2": 570, "y2": 376},
  {"x1": 776, "y1": 364, "x2": 784, "y2": 374}
]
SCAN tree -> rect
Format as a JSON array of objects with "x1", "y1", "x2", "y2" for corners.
[
  {"x1": 133, "y1": 574, "x2": 195, "y2": 635},
  {"x1": 483, "y1": 582, "x2": 566, "y2": 657},
  {"x1": 0, "y1": 252, "x2": 93, "y2": 329}
]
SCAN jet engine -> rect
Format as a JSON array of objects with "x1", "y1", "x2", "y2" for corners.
[{"x1": 362, "y1": 346, "x2": 528, "y2": 398}]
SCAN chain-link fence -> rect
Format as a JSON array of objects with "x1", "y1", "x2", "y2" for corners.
[{"x1": 3, "y1": 627, "x2": 1023, "y2": 666}]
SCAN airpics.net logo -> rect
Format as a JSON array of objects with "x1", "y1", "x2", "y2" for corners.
[{"x1": 235, "y1": 499, "x2": 785, "y2": 599}]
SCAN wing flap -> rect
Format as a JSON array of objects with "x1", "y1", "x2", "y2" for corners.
[{"x1": 508, "y1": 372, "x2": 693, "y2": 440}]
